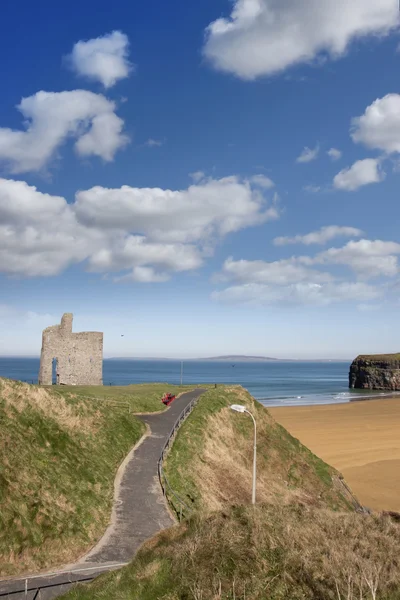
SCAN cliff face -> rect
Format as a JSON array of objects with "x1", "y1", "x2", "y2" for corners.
[{"x1": 349, "y1": 354, "x2": 400, "y2": 390}]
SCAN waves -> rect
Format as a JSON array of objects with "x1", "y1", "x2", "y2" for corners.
[{"x1": 259, "y1": 390, "x2": 400, "y2": 408}]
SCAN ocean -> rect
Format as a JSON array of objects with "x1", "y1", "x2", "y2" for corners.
[{"x1": 0, "y1": 357, "x2": 393, "y2": 407}]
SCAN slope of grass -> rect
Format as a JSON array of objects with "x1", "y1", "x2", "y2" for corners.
[
  {"x1": 63, "y1": 504, "x2": 400, "y2": 600},
  {"x1": 0, "y1": 378, "x2": 189, "y2": 576},
  {"x1": 163, "y1": 385, "x2": 351, "y2": 516}
]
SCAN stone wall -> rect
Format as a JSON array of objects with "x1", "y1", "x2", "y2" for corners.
[{"x1": 38, "y1": 313, "x2": 103, "y2": 386}]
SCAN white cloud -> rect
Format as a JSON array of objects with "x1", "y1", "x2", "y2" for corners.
[
  {"x1": 303, "y1": 185, "x2": 321, "y2": 193},
  {"x1": 213, "y1": 237, "x2": 399, "y2": 306},
  {"x1": 218, "y1": 256, "x2": 332, "y2": 285},
  {"x1": 250, "y1": 174, "x2": 275, "y2": 189},
  {"x1": 145, "y1": 138, "x2": 164, "y2": 147},
  {"x1": 212, "y1": 281, "x2": 380, "y2": 306},
  {"x1": 315, "y1": 239, "x2": 400, "y2": 279},
  {"x1": 327, "y1": 148, "x2": 342, "y2": 161},
  {"x1": 203, "y1": 0, "x2": 399, "y2": 80},
  {"x1": 88, "y1": 237, "x2": 202, "y2": 277},
  {"x1": 274, "y1": 226, "x2": 363, "y2": 246},
  {"x1": 0, "y1": 176, "x2": 277, "y2": 281},
  {"x1": 74, "y1": 176, "x2": 279, "y2": 244},
  {"x1": 296, "y1": 145, "x2": 319, "y2": 163},
  {"x1": 67, "y1": 31, "x2": 132, "y2": 88},
  {"x1": 351, "y1": 94, "x2": 400, "y2": 154},
  {"x1": 333, "y1": 158, "x2": 384, "y2": 191},
  {"x1": 0, "y1": 178, "x2": 102, "y2": 276},
  {"x1": 0, "y1": 90, "x2": 128, "y2": 173},
  {"x1": 189, "y1": 171, "x2": 206, "y2": 183}
]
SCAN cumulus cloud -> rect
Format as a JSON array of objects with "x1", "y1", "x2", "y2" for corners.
[
  {"x1": 0, "y1": 176, "x2": 277, "y2": 281},
  {"x1": 203, "y1": 0, "x2": 399, "y2": 80},
  {"x1": 74, "y1": 176, "x2": 280, "y2": 244},
  {"x1": 67, "y1": 31, "x2": 132, "y2": 88},
  {"x1": 296, "y1": 145, "x2": 319, "y2": 163},
  {"x1": 351, "y1": 94, "x2": 400, "y2": 154},
  {"x1": 327, "y1": 148, "x2": 342, "y2": 161},
  {"x1": 212, "y1": 281, "x2": 381, "y2": 306},
  {"x1": 212, "y1": 237, "x2": 399, "y2": 306},
  {"x1": 250, "y1": 174, "x2": 275, "y2": 189},
  {"x1": 274, "y1": 226, "x2": 363, "y2": 246},
  {"x1": 315, "y1": 239, "x2": 400, "y2": 279},
  {"x1": 0, "y1": 178, "x2": 102, "y2": 276},
  {"x1": 218, "y1": 256, "x2": 332, "y2": 286},
  {"x1": 189, "y1": 171, "x2": 206, "y2": 183},
  {"x1": 333, "y1": 158, "x2": 384, "y2": 191},
  {"x1": 0, "y1": 90, "x2": 128, "y2": 173},
  {"x1": 88, "y1": 237, "x2": 202, "y2": 279}
]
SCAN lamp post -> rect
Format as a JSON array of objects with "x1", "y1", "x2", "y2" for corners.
[{"x1": 230, "y1": 404, "x2": 257, "y2": 505}]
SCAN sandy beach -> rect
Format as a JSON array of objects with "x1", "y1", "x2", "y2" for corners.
[{"x1": 269, "y1": 398, "x2": 400, "y2": 513}]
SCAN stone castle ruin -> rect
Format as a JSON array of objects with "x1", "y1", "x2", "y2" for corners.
[{"x1": 38, "y1": 313, "x2": 103, "y2": 386}]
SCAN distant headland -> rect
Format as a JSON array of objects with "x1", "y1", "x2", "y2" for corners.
[
  {"x1": 107, "y1": 355, "x2": 278, "y2": 362},
  {"x1": 201, "y1": 355, "x2": 278, "y2": 362},
  {"x1": 107, "y1": 356, "x2": 349, "y2": 362}
]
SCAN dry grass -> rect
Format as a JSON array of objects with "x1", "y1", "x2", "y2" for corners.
[
  {"x1": 63, "y1": 505, "x2": 400, "y2": 600},
  {"x1": 2, "y1": 379, "x2": 100, "y2": 433},
  {"x1": 270, "y1": 398, "x2": 400, "y2": 512},
  {"x1": 163, "y1": 386, "x2": 350, "y2": 516},
  {"x1": 195, "y1": 409, "x2": 321, "y2": 512}
]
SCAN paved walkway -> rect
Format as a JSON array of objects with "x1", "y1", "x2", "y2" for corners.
[{"x1": 0, "y1": 389, "x2": 205, "y2": 599}]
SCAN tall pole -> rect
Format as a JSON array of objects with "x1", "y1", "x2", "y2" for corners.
[
  {"x1": 180, "y1": 361, "x2": 183, "y2": 386},
  {"x1": 245, "y1": 409, "x2": 257, "y2": 505}
]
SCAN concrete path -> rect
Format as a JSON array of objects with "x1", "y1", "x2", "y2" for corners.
[{"x1": 0, "y1": 389, "x2": 205, "y2": 599}]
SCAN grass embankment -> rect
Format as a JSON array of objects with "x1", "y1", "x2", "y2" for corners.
[
  {"x1": 62, "y1": 387, "x2": 400, "y2": 600},
  {"x1": 162, "y1": 386, "x2": 350, "y2": 515},
  {"x1": 0, "y1": 378, "x2": 187, "y2": 576}
]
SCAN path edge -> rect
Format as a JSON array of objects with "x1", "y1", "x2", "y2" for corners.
[{"x1": 66, "y1": 424, "x2": 152, "y2": 568}]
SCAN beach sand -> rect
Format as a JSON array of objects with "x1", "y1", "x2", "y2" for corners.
[{"x1": 269, "y1": 398, "x2": 400, "y2": 513}]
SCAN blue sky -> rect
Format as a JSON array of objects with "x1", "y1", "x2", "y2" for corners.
[{"x1": 1, "y1": 0, "x2": 400, "y2": 359}]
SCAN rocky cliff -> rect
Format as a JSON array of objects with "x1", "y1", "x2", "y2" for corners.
[{"x1": 349, "y1": 354, "x2": 400, "y2": 390}]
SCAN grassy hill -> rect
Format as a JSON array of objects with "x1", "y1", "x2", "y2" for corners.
[
  {"x1": 0, "y1": 378, "x2": 189, "y2": 576},
  {"x1": 61, "y1": 386, "x2": 400, "y2": 599},
  {"x1": 162, "y1": 385, "x2": 351, "y2": 516}
]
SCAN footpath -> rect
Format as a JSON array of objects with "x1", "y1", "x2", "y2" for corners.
[{"x1": 0, "y1": 389, "x2": 205, "y2": 600}]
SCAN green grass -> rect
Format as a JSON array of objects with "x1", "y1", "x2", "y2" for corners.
[
  {"x1": 356, "y1": 353, "x2": 400, "y2": 361},
  {"x1": 0, "y1": 378, "x2": 193, "y2": 576},
  {"x1": 47, "y1": 383, "x2": 195, "y2": 413}
]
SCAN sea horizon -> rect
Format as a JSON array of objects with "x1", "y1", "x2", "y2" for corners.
[
  {"x1": 1, "y1": 356, "x2": 395, "y2": 408},
  {"x1": 0, "y1": 355, "x2": 354, "y2": 362}
]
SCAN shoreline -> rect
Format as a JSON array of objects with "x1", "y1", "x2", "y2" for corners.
[{"x1": 259, "y1": 390, "x2": 400, "y2": 408}]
